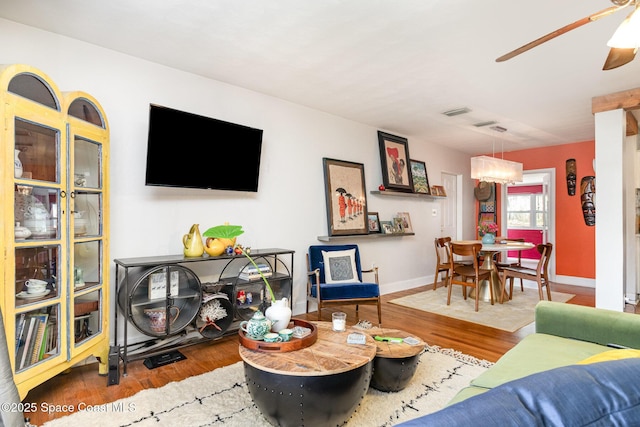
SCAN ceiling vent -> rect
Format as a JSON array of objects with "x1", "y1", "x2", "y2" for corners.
[
  {"x1": 442, "y1": 107, "x2": 471, "y2": 117},
  {"x1": 472, "y1": 120, "x2": 498, "y2": 127},
  {"x1": 490, "y1": 125, "x2": 508, "y2": 133}
]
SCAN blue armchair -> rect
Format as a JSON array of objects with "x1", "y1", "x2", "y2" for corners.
[{"x1": 306, "y1": 244, "x2": 382, "y2": 325}]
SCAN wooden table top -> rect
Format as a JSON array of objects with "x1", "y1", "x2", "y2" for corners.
[
  {"x1": 452, "y1": 240, "x2": 535, "y2": 252},
  {"x1": 239, "y1": 321, "x2": 377, "y2": 376},
  {"x1": 366, "y1": 327, "x2": 425, "y2": 358}
]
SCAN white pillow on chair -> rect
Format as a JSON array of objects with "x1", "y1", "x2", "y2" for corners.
[{"x1": 322, "y1": 249, "x2": 361, "y2": 284}]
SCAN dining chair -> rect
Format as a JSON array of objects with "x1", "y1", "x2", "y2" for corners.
[
  {"x1": 433, "y1": 237, "x2": 474, "y2": 291},
  {"x1": 494, "y1": 237, "x2": 525, "y2": 294},
  {"x1": 447, "y1": 242, "x2": 493, "y2": 311},
  {"x1": 433, "y1": 237, "x2": 454, "y2": 291},
  {"x1": 306, "y1": 244, "x2": 382, "y2": 325},
  {"x1": 499, "y1": 243, "x2": 553, "y2": 303}
]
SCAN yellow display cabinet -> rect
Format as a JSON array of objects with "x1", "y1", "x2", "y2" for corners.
[{"x1": 0, "y1": 64, "x2": 110, "y2": 399}]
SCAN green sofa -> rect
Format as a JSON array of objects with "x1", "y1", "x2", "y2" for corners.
[{"x1": 449, "y1": 300, "x2": 640, "y2": 404}]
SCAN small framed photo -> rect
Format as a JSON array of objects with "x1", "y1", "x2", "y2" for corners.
[
  {"x1": 409, "y1": 159, "x2": 430, "y2": 194},
  {"x1": 377, "y1": 131, "x2": 414, "y2": 192},
  {"x1": 431, "y1": 185, "x2": 446, "y2": 197},
  {"x1": 367, "y1": 212, "x2": 381, "y2": 233},
  {"x1": 396, "y1": 212, "x2": 413, "y2": 233},
  {"x1": 380, "y1": 220, "x2": 394, "y2": 234},
  {"x1": 392, "y1": 217, "x2": 405, "y2": 234}
]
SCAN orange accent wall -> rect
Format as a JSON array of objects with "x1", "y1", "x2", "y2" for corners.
[{"x1": 499, "y1": 140, "x2": 595, "y2": 279}]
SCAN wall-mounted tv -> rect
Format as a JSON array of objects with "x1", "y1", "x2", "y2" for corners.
[{"x1": 145, "y1": 104, "x2": 263, "y2": 192}]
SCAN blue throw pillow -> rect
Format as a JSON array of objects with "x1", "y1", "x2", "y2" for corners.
[{"x1": 397, "y1": 358, "x2": 640, "y2": 426}]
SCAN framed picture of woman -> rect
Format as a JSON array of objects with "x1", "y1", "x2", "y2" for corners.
[{"x1": 377, "y1": 131, "x2": 414, "y2": 192}]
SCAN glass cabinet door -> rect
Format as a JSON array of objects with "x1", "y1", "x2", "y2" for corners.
[
  {"x1": 66, "y1": 95, "x2": 109, "y2": 354},
  {"x1": 6, "y1": 67, "x2": 67, "y2": 378}
]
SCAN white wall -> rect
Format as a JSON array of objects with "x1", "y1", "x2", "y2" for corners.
[
  {"x1": 595, "y1": 109, "x2": 626, "y2": 311},
  {"x1": 1, "y1": 19, "x2": 474, "y2": 339}
]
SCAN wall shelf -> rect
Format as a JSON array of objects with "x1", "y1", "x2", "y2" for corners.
[
  {"x1": 317, "y1": 233, "x2": 415, "y2": 242},
  {"x1": 370, "y1": 190, "x2": 445, "y2": 199}
]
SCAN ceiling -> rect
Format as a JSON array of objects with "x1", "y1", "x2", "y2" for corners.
[{"x1": 2, "y1": 0, "x2": 640, "y2": 155}]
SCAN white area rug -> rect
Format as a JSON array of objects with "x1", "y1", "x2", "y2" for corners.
[
  {"x1": 42, "y1": 345, "x2": 491, "y2": 427},
  {"x1": 389, "y1": 285, "x2": 574, "y2": 332}
]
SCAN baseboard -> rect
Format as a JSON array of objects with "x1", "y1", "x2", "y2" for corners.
[
  {"x1": 380, "y1": 277, "x2": 430, "y2": 294},
  {"x1": 554, "y1": 275, "x2": 595, "y2": 288}
]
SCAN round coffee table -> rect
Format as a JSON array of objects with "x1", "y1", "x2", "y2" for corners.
[
  {"x1": 239, "y1": 321, "x2": 377, "y2": 427},
  {"x1": 366, "y1": 327, "x2": 425, "y2": 391}
]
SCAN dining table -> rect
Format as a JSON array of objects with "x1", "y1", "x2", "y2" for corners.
[{"x1": 452, "y1": 240, "x2": 536, "y2": 303}]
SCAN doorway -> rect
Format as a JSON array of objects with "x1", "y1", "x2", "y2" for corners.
[
  {"x1": 441, "y1": 172, "x2": 461, "y2": 239},
  {"x1": 501, "y1": 168, "x2": 556, "y2": 279}
]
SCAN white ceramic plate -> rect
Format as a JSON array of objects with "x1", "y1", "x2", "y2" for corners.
[{"x1": 16, "y1": 289, "x2": 51, "y2": 299}]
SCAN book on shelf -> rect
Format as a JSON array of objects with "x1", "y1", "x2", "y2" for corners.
[
  {"x1": 38, "y1": 323, "x2": 50, "y2": 362},
  {"x1": 18, "y1": 316, "x2": 37, "y2": 369},
  {"x1": 239, "y1": 263, "x2": 272, "y2": 274},
  {"x1": 239, "y1": 271, "x2": 273, "y2": 281},
  {"x1": 29, "y1": 314, "x2": 48, "y2": 365},
  {"x1": 15, "y1": 313, "x2": 26, "y2": 355}
]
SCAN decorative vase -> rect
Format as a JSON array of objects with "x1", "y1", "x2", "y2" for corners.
[
  {"x1": 183, "y1": 223, "x2": 204, "y2": 257},
  {"x1": 144, "y1": 306, "x2": 180, "y2": 334},
  {"x1": 565, "y1": 158, "x2": 577, "y2": 196},
  {"x1": 14, "y1": 149, "x2": 23, "y2": 178},
  {"x1": 580, "y1": 176, "x2": 595, "y2": 226},
  {"x1": 481, "y1": 233, "x2": 495, "y2": 244},
  {"x1": 265, "y1": 298, "x2": 292, "y2": 333}
]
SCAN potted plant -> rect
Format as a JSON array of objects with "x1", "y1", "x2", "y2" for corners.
[{"x1": 477, "y1": 221, "x2": 498, "y2": 244}]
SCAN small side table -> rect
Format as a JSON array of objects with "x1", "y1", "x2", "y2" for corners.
[{"x1": 366, "y1": 327, "x2": 425, "y2": 392}]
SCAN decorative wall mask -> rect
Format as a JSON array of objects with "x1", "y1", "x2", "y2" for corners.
[
  {"x1": 566, "y1": 158, "x2": 576, "y2": 196},
  {"x1": 580, "y1": 176, "x2": 595, "y2": 226}
]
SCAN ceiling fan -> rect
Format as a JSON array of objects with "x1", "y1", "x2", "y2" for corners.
[{"x1": 496, "y1": 0, "x2": 640, "y2": 70}]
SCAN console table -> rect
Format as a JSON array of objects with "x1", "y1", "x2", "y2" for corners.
[{"x1": 239, "y1": 321, "x2": 376, "y2": 426}]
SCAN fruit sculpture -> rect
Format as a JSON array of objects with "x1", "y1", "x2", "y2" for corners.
[{"x1": 202, "y1": 223, "x2": 242, "y2": 256}]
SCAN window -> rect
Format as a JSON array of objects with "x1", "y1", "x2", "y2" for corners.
[{"x1": 507, "y1": 193, "x2": 546, "y2": 228}]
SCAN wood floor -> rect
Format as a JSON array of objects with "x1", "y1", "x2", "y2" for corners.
[{"x1": 23, "y1": 281, "x2": 599, "y2": 426}]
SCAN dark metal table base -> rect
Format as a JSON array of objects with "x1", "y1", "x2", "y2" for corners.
[
  {"x1": 244, "y1": 361, "x2": 372, "y2": 427},
  {"x1": 370, "y1": 354, "x2": 421, "y2": 392}
]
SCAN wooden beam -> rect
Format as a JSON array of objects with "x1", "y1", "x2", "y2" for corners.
[
  {"x1": 627, "y1": 111, "x2": 638, "y2": 136},
  {"x1": 592, "y1": 87, "x2": 640, "y2": 114}
]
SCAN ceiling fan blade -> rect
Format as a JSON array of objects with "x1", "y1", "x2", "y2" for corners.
[
  {"x1": 496, "y1": 5, "x2": 626, "y2": 62},
  {"x1": 602, "y1": 47, "x2": 637, "y2": 69}
]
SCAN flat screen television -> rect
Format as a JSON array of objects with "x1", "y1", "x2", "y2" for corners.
[{"x1": 145, "y1": 104, "x2": 263, "y2": 192}]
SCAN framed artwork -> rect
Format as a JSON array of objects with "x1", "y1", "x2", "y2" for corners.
[
  {"x1": 367, "y1": 212, "x2": 381, "y2": 233},
  {"x1": 377, "y1": 131, "x2": 414, "y2": 192},
  {"x1": 431, "y1": 185, "x2": 446, "y2": 197},
  {"x1": 396, "y1": 212, "x2": 413, "y2": 233},
  {"x1": 323, "y1": 158, "x2": 369, "y2": 236},
  {"x1": 410, "y1": 159, "x2": 430, "y2": 194},
  {"x1": 380, "y1": 220, "x2": 394, "y2": 234},
  {"x1": 148, "y1": 270, "x2": 179, "y2": 300},
  {"x1": 392, "y1": 217, "x2": 405, "y2": 233}
]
